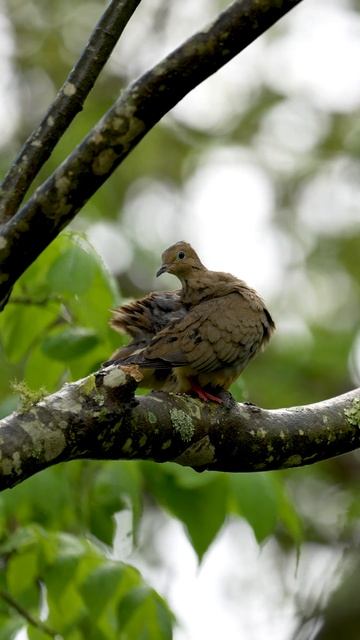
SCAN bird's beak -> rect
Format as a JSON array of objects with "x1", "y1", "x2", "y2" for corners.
[{"x1": 156, "y1": 263, "x2": 168, "y2": 277}]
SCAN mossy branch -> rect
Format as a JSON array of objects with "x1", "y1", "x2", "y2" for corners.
[{"x1": 0, "y1": 365, "x2": 359, "y2": 491}]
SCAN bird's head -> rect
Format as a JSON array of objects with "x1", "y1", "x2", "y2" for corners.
[{"x1": 156, "y1": 241, "x2": 205, "y2": 279}]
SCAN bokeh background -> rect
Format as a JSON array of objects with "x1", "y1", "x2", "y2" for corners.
[{"x1": 0, "y1": 0, "x2": 360, "y2": 638}]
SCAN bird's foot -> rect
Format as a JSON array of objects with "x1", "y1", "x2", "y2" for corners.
[{"x1": 189, "y1": 380, "x2": 224, "y2": 404}]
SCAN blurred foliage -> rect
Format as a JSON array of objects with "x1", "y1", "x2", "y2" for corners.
[
  {"x1": 0, "y1": 232, "x2": 120, "y2": 415},
  {"x1": 0, "y1": 525, "x2": 173, "y2": 640},
  {"x1": 0, "y1": 0, "x2": 360, "y2": 638}
]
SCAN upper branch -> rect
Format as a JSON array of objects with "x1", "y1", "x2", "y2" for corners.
[
  {"x1": 0, "y1": 0, "x2": 303, "y2": 309},
  {"x1": 0, "y1": 0, "x2": 141, "y2": 224},
  {"x1": 0, "y1": 365, "x2": 359, "y2": 491}
]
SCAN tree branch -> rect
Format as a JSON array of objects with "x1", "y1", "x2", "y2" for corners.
[
  {"x1": 0, "y1": 0, "x2": 303, "y2": 309},
  {"x1": 0, "y1": 0, "x2": 141, "y2": 224},
  {"x1": 1, "y1": 365, "x2": 359, "y2": 491}
]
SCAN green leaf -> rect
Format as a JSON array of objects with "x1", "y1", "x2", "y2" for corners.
[
  {"x1": 0, "y1": 303, "x2": 59, "y2": 363},
  {"x1": 44, "y1": 553, "x2": 81, "y2": 601},
  {"x1": 273, "y1": 474, "x2": 303, "y2": 545},
  {"x1": 117, "y1": 586, "x2": 173, "y2": 640},
  {"x1": 6, "y1": 550, "x2": 38, "y2": 597},
  {"x1": 67, "y1": 266, "x2": 119, "y2": 344},
  {"x1": 47, "y1": 245, "x2": 97, "y2": 296},
  {"x1": 229, "y1": 473, "x2": 303, "y2": 545},
  {"x1": 41, "y1": 327, "x2": 99, "y2": 361},
  {"x1": 80, "y1": 563, "x2": 127, "y2": 620},
  {"x1": 116, "y1": 586, "x2": 152, "y2": 627},
  {"x1": 47, "y1": 581, "x2": 85, "y2": 632},
  {"x1": 229, "y1": 473, "x2": 278, "y2": 543},
  {"x1": 40, "y1": 533, "x2": 99, "y2": 631},
  {"x1": 144, "y1": 463, "x2": 228, "y2": 560},
  {"x1": 87, "y1": 461, "x2": 143, "y2": 546},
  {"x1": 0, "y1": 466, "x2": 77, "y2": 532},
  {"x1": 27, "y1": 627, "x2": 51, "y2": 640}
]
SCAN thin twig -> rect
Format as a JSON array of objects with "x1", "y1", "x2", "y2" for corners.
[
  {"x1": 0, "y1": 588, "x2": 59, "y2": 638},
  {"x1": 0, "y1": 0, "x2": 141, "y2": 224}
]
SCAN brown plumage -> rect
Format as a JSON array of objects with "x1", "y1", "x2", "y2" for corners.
[
  {"x1": 106, "y1": 291, "x2": 186, "y2": 391},
  {"x1": 108, "y1": 241, "x2": 275, "y2": 402}
]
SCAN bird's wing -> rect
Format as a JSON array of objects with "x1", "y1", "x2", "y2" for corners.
[
  {"x1": 104, "y1": 291, "x2": 186, "y2": 366},
  {"x1": 110, "y1": 290, "x2": 185, "y2": 340},
  {"x1": 129, "y1": 293, "x2": 271, "y2": 372}
]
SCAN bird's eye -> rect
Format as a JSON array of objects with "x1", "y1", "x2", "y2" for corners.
[{"x1": 177, "y1": 251, "x2": 185, "y2": 260}]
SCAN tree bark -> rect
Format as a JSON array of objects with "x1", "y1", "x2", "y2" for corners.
[
  {"x1": 0, "y1": 365, "x2": 359, "y2": 490},
  {"x1": 0, "y1": 0, "x2": 303, "y2": 309}
]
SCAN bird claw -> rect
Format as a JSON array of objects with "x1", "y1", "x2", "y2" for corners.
[{"x1": 189, "y1": 380, "x2": 224, "y2": 404}]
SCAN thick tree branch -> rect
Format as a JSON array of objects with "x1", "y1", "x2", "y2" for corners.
[
  {"x1": 0, "y1": 0, "x2": 303, "y2": 309},
  {"x1": 0, "y1": 366, "x2": 359, "y2": 491},
  {"x1": 0, "y1": 0, "x2": 141, "y2": 224}
]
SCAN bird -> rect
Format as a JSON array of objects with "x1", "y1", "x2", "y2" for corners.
[{"x1": 107, "y1": 241, "x2": 275, "y2": 403}]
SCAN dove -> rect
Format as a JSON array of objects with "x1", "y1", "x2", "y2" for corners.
[{"x1": 108, "y1": 241, "x2": 275, "y2": 403}]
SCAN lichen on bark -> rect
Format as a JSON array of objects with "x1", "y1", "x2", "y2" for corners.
[{"x1": 345, "y1": 398, "x2": 360, "y2": 427}]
